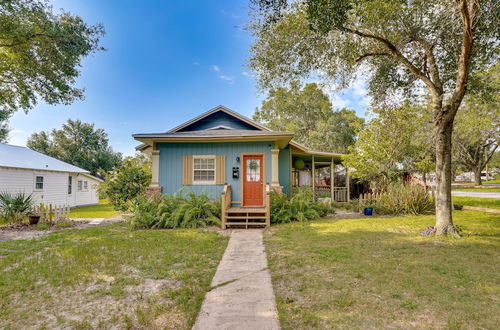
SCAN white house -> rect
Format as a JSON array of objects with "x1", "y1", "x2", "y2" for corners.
[{"x1": 0, "y1": 143, "x2": 102, "y2": 207}]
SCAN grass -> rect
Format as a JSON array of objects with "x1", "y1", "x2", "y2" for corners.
[
  {"x1": 264, "y1": 211, "x2": 500, "y2": 329},
  {"x1": 0, "y1": 224, "x2": 228, "y2": 329},
  {"x1": 453, "y1": 196, "x2": 500, "y2": 209},
  {"x1": 484, "y1": 179, "x2": 500, "y2": 184},
  {"x1": 69, "y1": 199, "x2": 120, "y2": 218}
]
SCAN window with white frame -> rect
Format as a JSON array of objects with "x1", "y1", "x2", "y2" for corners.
[
  {"x1": 35, "y1": 176, "x2": 44, "y2": 190},
  {"x1": 83, "y1": 181, "x2": 88, "y2": 191},
  {"x1": 193, "y1": 156, "x2": 216, "y2": 184},
  {"x1": 78, "y1": 180, "x2": 83, "y2": 191},
  {"x1": 68, "y1": 176, "x2": 72, "y2": 194}
]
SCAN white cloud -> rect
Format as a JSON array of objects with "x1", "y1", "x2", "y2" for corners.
[
  {"x1": 219, "y1": 75, "x2": 235, "y2": 84},
  {"x1": 193, "y1": 61, "x2": 200, "y2": 66},
  {"x1": 241, "y1": 71, "x2": 253, "y2": 77},
  {"x1": 220, "y1": 9, "x2": 240, "y2": 19},
  {"x1": 10, "y1": 129, "x2": 24, "y2": 134},
  {"x1": 330, "y1": 94, "x2": 350, "y2": 108},
  {"x1": 210, "y1": 65, "x2": 220, "y2": 72}
]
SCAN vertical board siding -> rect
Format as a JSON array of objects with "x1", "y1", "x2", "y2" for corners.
[
  {"x1": 279, "y1": 146, "x2": 291, "y2": 195},
  {"x1": 177, "y1": 111, "x2": 260, "y2": 131},
  {"x1": 157, "y1": 142, "x2": 273, "y2": 201}
]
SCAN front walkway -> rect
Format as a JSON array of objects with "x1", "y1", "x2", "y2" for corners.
[
  {"x1": 193, "y1": 229, "x2": 280, "y2": 330},
  {"x1": 452, "y1": 190, "x2": 500, "y2": 198}
]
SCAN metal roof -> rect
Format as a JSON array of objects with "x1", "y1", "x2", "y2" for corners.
[
  {"x1": 133, "y1": 129, "x2": 294, "y2": 139},
  {"x1": 0, "y1": 143, "x2": 90, "y2": 174}
]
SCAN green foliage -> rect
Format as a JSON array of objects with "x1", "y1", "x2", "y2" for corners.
[
  {"x1": 0, "y1": 0, "x2": 104, "y2": 115},
  {"x1": 27, "y1": 119, "x2": 122, "y2": 177},
  {"x1": 0, "y1": 192, "x2": 34, "y2": 223},
  {"x1": 253, "y1": 81, "x2": 363, "y2": 153},
  {"x1": 0, "y1": 110, "x2": 9, "y2": 143},
  {"x1": 99, "y1": 154, "x2": 151, "y2": 211},
  {"x1": 129, "y1": 192, "x2": 220, "y2": 229},
  {"x1": 344, "y1": 102, "x2": 434, "y2": 182},
  {"x1": 270, "y1": 187, "x2": 332, "y2": 223},
  {"x1": 375, "y1": 183, "x2": 434, "y2": 215}
]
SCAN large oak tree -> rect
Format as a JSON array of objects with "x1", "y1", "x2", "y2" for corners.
[
  {"x1": 249, "y1": 0, "x2": 499, "y2": 236},
  {"x1": 0, "y1": 0, "x2": 104, "y2": 140}
]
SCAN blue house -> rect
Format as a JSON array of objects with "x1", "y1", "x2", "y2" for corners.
[{"x1": 133, "y1": 106, "x2": 348, "y2": 228}]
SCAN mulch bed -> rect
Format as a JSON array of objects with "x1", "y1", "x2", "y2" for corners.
[{"x1": 0, "y1": 221, "x2": 83, "y2": 232}]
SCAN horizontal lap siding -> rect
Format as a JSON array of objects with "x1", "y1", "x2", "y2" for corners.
[
  {"x1": 0, "y1": 167, "x2": 99, "y2": 207},
  {"x1": 157, "y1": 142, "x2": 273, "y2": 201}
]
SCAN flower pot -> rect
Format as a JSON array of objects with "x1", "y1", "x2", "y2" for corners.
[
  {"x1": 363, "y1": 207, "x2": 373, "y2": 216},
  {"x1": 28, "y1": 215, "x2": 41, "y2": 225}
]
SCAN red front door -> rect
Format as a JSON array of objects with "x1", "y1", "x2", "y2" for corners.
[{"x1": 243, "y1": 155, "x2": 264, "y2": 206}]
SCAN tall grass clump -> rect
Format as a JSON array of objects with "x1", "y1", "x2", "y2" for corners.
[
  {"x1": 129, "y1": 191, "x2": 220, "y2": 229},
  {"x1": 0, "y1": 192, "x2": 34, "y2": 223},
  {"x1": 270, "y1": 187, "x2": 333, "y2": 224},
  {"x1": 376, "y1": 182, "x2": 434, "y2": 215}
]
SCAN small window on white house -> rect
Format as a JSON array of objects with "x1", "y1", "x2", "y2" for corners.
[
  {"x1": 35, "y1": 176, "x2": 44, "y2": 190},
  {"x1": 193, "y1": 156, "x2": 216, "y2": 184},
  {"x1": 68, "y1": 176, "x2": 72, "y2": 194},
  {"x1": 84, "y1": 181, "x2": 88, "y2": 191},
  {"x1": 78, "y1": 180, "x2": 83, "y2": 191}
]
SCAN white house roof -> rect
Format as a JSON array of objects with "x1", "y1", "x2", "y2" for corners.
[{"x1": 0, "y1": 143, "x2": 91, "y2": 174}]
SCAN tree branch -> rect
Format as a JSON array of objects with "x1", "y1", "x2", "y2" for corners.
[
  {"x1": 355, "y1": 52, "x2": 391, "y2": 63},
  {"x1": 0, "y1": 33, "x2": 55, "y2": 48}
]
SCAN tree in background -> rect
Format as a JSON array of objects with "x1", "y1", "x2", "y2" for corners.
[
  {"x1": 27, "y1": 119, "x2": 122, "y2": 177},
  {"x1": 453, "y1": 65, "x2": 499, "y2": 185},
  {"x1": 344, "y1": 102, "x2": 434, "y2": 185},
  {"x1": 0, "y1": 0, "x2": 104, "y2": 140},
  {"x1": 99, "y1": 154, "x2": 151, "y2": 211},
  {"x1": 249, "y1": 0, "x2": 499, "y2": 235},
  {"x1": 0, "y1": 110, "x2": 8, "y2": 143},
  {"x1": 253, "y1": 81, "x2": 363, "y2": 153}
]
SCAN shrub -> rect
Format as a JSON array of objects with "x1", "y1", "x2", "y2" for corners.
[
  {"x1": 375, "y1": 182, "x2": 434, "y2": 215},
  {"x1": 99, "y1": 155, "x2": 151, "y2": 211},
  {"x1": 270, "y1": 187, "x2": 333, "y2": 224},
  {"x1": 129, "y1": 192, "x2": 220, "y2": 229},
  {"x1": 0, "y1": 192, "x2": 34, "y2": 223}
]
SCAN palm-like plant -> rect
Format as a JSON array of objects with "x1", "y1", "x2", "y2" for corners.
[{"x1": 0, "y1": 192, "x2": 34, "y2": 223}]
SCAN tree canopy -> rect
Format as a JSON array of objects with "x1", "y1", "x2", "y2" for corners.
[
  {"x1": 249, "y1": 0, "x2": 499, "y2": 235},
  {"x1": 253, "y1": 81, "x2": 363, "y2": 153},
  {"x1": 27, "y1": 119, "x2": 122, "y2": 177},
  {"x1": 0, "y1": 0, "x2": 104, "y2": 139}
]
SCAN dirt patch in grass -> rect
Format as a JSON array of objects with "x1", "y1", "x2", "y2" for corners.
[
  {"x1": 0, "y1": 223, "x2": 228, "y2": 329},
  {"x1": 265, "y1": 211, "x2": 500, "y2": 329}
]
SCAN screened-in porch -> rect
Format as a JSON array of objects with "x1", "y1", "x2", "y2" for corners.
[{"x1": 289, "y1": 143, "x2": 350, "y2": 202}]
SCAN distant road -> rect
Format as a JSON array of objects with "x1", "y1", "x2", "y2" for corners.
[{"x1": 452, "y1": 191, "x2": 500, "y2": 199}]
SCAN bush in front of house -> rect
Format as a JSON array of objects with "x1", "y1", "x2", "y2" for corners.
[
  {"x1": 270, "y1": 187, "x2": 333, "y2": 224},
  {"x1": 0, "y1": 192, "x2": 34, "y2": 223},
  {"x1": 372, "y1": 182, "x2": 434, "y2": 215},
  {"x1": 99, "y1": 155, "x2": 151, "y2": 211},
  {"x1": 129, "y1": 192, "x2": 220, "y2": 229}
]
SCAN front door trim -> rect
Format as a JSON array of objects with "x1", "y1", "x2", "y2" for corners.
[{"x1": 241, "y1": 152, "x2": 266, "y2": 207}]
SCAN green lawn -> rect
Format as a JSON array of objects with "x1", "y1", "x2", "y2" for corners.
[
  {"x1": 0, "y1": 224, "x2": 228, "y2": 329},
  {"x1": 484, "y1": 179, "x2": 500, "y2": 184},
  {"x1": 264, "y1": 211, "x2": 500, "y2": 329},
  {"x1": 453, "y1": 196, "x2": 500, "y2": 209},
  {"x1": 70, "y1": 199, "x2": 120, "y2": 218}
]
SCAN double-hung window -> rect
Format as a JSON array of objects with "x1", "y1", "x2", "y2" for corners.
[
  {"x1": 68, "y1": 176, "x2": 72, "y2": 195},
  {"x1": 193, "y1": 156, "x2": 216, "y2": 184},
  {"x1": 35, "y1": 176, "x2": 44, "y2": 190},
  {"x1": 83, "y1": 181, "x2": 88, "y2": 191},
  {"x1": 78, "y1": 180, "x2": 83, "y2": 191}
]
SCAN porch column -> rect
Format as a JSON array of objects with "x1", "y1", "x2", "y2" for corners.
[
  {"x1": 346, "y1": 167, "x2": 350, "y2": 202},
  {"x1": 330, "y1": 157, "x2": 334, "y2": 201},
  {"x1": 312, "y1": 155, "x2": 315, "y2": 200},
  {"x1": 271, "y1": 148, "x2": 281, "y2": 192},
  {"x1": 146, "y1": 150, "x2": 162, "y2": 196}
]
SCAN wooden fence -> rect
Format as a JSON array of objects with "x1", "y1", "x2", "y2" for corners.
[
  {"x1": 33, "y1": 204, "x2": 70, "y2": 221},
  {"x1": 358, "y1": 192, "x2": 384, "y2": 202}
]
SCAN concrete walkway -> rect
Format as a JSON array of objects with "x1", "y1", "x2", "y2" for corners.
[
  {"x1": 193, "y1": 229, "x2": 280, "y2": 330},
  {"x1": 452, "y1": 191, "x2": 500, "y2": 198}
]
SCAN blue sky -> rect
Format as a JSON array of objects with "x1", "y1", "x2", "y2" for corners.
[{"x1": 8, "y1": 0, "x2": 369, "y2": 156}]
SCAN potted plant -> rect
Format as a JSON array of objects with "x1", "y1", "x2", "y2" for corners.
[
  {"x1": 363, "y1": 203, "x2": 374, "y2": 216},
  {"x1": 28, "y1": 206, "x2": 41, "y2": 225}
]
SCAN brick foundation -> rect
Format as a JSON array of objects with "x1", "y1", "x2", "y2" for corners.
[{"x1": 145, "y1": 186, "x2": 162, "y2": 197}]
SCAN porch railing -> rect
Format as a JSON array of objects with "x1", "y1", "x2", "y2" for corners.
[{"x1": 220, "y1": 184, "x2": 231, "y2": 229}]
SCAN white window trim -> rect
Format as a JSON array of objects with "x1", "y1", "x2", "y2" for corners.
[
  {"x1": 192, "y1": 155, "x2": 216, "y2": 185},
  {"x1": 83, "y1": 181, "x2": 89, "y2": 191},
  {"x1": 77, "y1": 180, "x2": 83, "y2": 192},
  {"x1": 68, "y1": 176, "x2": 73, "y2": 195},
  {"x1": 34, "y1": 175, "x2": 44, "y2": 191}
]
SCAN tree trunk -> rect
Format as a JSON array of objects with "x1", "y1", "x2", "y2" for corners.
[
  {"x1": 422, "y1": 172, "x2": 427, "y2": 186},
  {"x1": 434, "y1": 121, "x2": 460, "y2": 237},
  {"x1": 474, "y1": 167, "x2": 482, "y2": 186}
]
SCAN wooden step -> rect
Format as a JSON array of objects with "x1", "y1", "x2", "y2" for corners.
[{"x1": 226, "y1": 216, "x2": 267, "y2": 219}]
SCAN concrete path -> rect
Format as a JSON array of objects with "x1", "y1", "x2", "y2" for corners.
[
  {"x1": 452, "y1": 191, "x2": 500, "y2": 199},
  {"x1": 193, "y1": 229, "x2": 280, "y2": 330}
]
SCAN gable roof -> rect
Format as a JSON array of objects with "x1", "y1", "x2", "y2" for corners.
[
  {"x1": 0, "y1": 143, "x2": 91, "y2": 174},
  {"x1": 168, "y1": 105, "x2": 270, "y2": 132}
]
